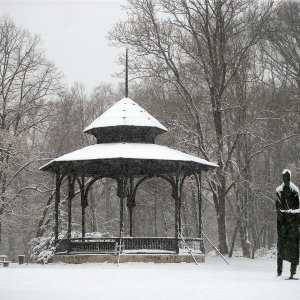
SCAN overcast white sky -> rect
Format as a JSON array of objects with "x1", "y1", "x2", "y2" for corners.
[{"x1": 0, "y1": 0, "x2": 127, "y2": 93}]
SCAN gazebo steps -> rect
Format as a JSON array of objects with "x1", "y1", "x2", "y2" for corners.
[{"x1": 53, "y1": 253, "x2": 205, "y2": 264}]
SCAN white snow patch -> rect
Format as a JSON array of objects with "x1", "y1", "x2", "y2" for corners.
[
  {"x1": 0, "y1": 257, "x2": 299, "y2": 300},
  {"x1": 282, "y1": 169, "x2": 291, "y2": 176},
  {"x1": 280, "y1": 208, "x2": 300, "y2": 214},
  {"x1": 276, "y1": 181, "x2": 299, "y2": 195}
]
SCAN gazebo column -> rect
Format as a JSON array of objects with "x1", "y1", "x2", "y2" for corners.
[
  {"x1": 54, "y1": 172, "x2": 62, "y2": 242},
  {"x1": 128, "y1": 203, "x2": 135, "y2": 237},
  {"x1": 127, "y1": 176, "x2": 136, "y2": 237},
  {"x1": 178, "y1": 173, "x2": 189, "y2": 238},
  {"x1": 196, "y1": 171, "x2": 205, "y2": 254},
  {"x1": 117, "y1": 176, "x2": 127, "y2": 237},
  {"x1": 120, "y1": 197, "x2": 124, "y2": 235},
  {"x1": 172, "y1": 172, "x2": 181, "y2": 254},
  {"x1": 81, "y1": 203, "x2": 86, "y2": 238},
  {"x1": 67, "y1": 175, "x2": 75, "y2": 239},
  {"x1": 80, "y1": 176, "x2": 88, "y2": 238},
  {"x1": 178, "y1": 192, "x2": 182, "y2": 236}
]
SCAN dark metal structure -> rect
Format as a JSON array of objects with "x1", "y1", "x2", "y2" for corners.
[{"x1": 41, "y1": 98, "x2": 217, "y2": 255}]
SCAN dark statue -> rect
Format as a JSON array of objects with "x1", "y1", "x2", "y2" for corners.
[{"x1": 275, "y1": 169, "x2": 300, "y2": 279}]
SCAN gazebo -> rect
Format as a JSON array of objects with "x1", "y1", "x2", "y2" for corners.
[{"x1": 40, "y1": 97, "x2": 218, "y2": 263}]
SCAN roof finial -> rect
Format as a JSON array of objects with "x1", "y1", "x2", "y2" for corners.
[{"x1": 125, "y1": 48, "x2": 128, "y2": 98}]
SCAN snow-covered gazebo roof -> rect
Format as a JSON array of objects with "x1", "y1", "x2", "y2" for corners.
[
  {"x1": 40, "y1": 143, "x2": 218, "y2": 176},
  {"x1": 83, "y1": 98, "x2": 167, "y2": 144},
  {"x1": 84, "y1": 98, "x2": 167, "y2": 133},
  {"x1": 40, "y1": 97, "x2": 217, "y2": 176}
]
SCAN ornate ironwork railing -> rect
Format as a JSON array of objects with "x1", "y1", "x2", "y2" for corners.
[
  {"x1": 123, "y1": 237, "x2": 177, "y2": 252},
  {"x1": 56, "y1": 238, "x2": 117, "y2": 254},
  {"x1": 55, "y1": 237, "x2": 203, "y2": 254}
]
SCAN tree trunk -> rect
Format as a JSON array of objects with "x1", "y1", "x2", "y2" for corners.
[
  {"x1": 216, "y1": 202, "x2": 229, "y2": 254},
  {"x1": 215, "y1": 173, "x2": 229, "y2": 255},
  {"x1": 211, "y1": 88, "x2": 229, "y2": 255},
  {"x1": 239, "y1": 223, "x2": 251, "y2": 258},
  {"x1": 36, "y1": 190, "x2": 55, "y2": 238}
]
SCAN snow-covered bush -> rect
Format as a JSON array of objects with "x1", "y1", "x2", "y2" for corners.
[
  {"x1": 29, "y1": 231, "x2": 110, "y2": 264},
  {"x1": 254, "y1": 245, "x2": 277, "y2": 259},
  {"x1": 29, "y1": 236, "x2": 56, "y2": 264}
]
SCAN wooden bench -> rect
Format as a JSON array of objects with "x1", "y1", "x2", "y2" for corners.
[{"x1": 0, "y1": 255, "x2": 12, "y2": 267}]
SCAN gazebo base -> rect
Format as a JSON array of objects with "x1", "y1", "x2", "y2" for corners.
[{"x1": 53, "y1": 253, "x2": 205, "y2": 264}]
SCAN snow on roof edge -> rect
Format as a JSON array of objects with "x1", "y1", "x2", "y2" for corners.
[
  {"x1": 83, "y1": 123, "x2": 168, "y2": 133},
  {"x1": 40, "y1": 143, "x2": 218, "y2": 171}
]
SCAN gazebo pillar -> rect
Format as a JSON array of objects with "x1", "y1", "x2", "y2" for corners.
[
  {"x1": 127, "y1": 176, "x2": 136, "y2": 237},
  {"x1": 196, "y1": 171, "x2": 205, "y2": 254},
  {"x1": 80, "y1": 176, "x2": 87, "y2": 238},
  {"x1": 172, "y1": 172, "x2": 181, "y2": 254},
  {"x1": 54, "y1": 172, "x2": 62, "y2": 241},
  {"x1": 128, "y1": 203, "x2": 135, "y2": 237},
  {"x1": 120, "y1": 197, "x2": 124, "y2": 236},
  {"x1": 117, "y1": 176, "x2": 127, "y2": 237},
  {"x1": 178, "y1": 193, "x2": 182, "y2": 236},
  {"x1": 67, "y1": 175, "x2": 75, "y2": 239}
]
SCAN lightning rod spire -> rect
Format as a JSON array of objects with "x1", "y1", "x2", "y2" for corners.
[{"x1": 125, "y1": 48, "x2": 128, "y2": 98}]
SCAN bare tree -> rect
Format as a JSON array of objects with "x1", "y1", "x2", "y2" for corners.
[
  {"x1": 263, "y1": 0, "x2": 300, "y2": 164},
  {"x1": 0, "y1": 17, "x2": 61, "y2": 248},
  {"x1": 110, "y1": 0, "x2": 273, "y2": 254}
]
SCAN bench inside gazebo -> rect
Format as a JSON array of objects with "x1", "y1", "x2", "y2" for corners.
[{"x1": 40, "y1": 97, "x2": 217, "y2": 263}]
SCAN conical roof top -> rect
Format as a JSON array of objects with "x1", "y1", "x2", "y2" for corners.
[{"x1": 84, "y1": 98, "x2": 168, "y2": 133}]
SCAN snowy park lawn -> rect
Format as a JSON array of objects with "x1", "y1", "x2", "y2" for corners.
[{"x1": 0, "y1": 256, "x2": 299, "y2": 300}]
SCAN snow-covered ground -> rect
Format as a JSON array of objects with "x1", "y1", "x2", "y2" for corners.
[{"x1": 0, "y1": 256, "x2": 299, "y2": 300}]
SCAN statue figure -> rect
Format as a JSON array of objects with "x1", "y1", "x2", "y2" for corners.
[{"x1": 275, "y1": 169, "x2": 300, "y2": 279}]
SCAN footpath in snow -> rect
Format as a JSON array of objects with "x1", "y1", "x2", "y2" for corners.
[{"x1": 0, "y1": 256, "x2": 299, "y2": 300}]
